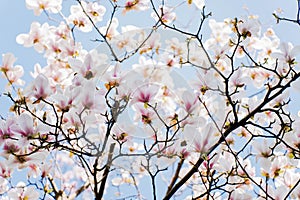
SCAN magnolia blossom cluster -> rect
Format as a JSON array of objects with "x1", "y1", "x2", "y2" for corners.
[{"x1": 1, "y1": 0, "x2": 300, "y2": 199}]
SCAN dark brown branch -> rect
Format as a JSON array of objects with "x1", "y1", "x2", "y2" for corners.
[
  {"x1": 97, "y1": 143, "x2": 116, "y2": 199},
  {"x1": 163, "y1": 72, "x2": 300, "y2": 199}
]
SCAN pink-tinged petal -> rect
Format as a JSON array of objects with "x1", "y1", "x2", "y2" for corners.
[
  {"x1": 10, "y1": 113, "x2": 34, "y2": 137},
  {"x1": 83, "y1": 53, "x2": 93, "y2": 72},
  {"x1": 131, "y1": 84, "x2": 159, "y2": 105},
  {"x1": 33, "y1": 74, "x2": 51, "y2": 99},
  {"x1": 291, "y1": 45, "x2": 300, "y2": 57},
  {"x1": 79, "y1": 80, "x2": 96, "y2": 109},
  {"x1": 18, "y1": 113, "x2": 34, "y2": 137},
  {"x1": 1, "y1": 53, "x2": 16, "y2": 72},
  {"x1": 182, "y1": 91, "x2": 198, "y2": 113}
]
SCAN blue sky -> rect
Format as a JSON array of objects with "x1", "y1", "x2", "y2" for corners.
[
  {"x1": 0, "y1": 0, "x2": 300, "y2": 199},
  {"x1": 1, "y1": 0, "x2": 298, "y2": 74},
  {"x1": 1, "y1": 0, "x2": 298, "y2": 117}
]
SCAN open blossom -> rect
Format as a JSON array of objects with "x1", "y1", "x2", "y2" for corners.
[
  {"x1": 272, "y1": 42, "x2": 300, "y2": 65},
  {"x1": 123, "y1": 0, "x2": 150, "y2": 13},
  {"x1": 69, "y1": 51, "x2": 108, "y2": 79},
  {"x1": 111, "y1": 25, "x2": 142, "y2": 51},
  {"x1": 253, "y1": 29, "x2": 280, "y2": 60},
  {"x1": 139, "y1": 32, "x2": 161, "y2": 54},
  {"x1": 102, "y1": 63, "x2": 125, "y2": 90},
  {"x1": 182, "y1": 123, "x2": 219, "y2": 154},
  {"x1": 0, "y1": 53, "x2": 25, "y2": 87},
  {"x1": 25, "y1": 0, "x2": 62, "y2": 16},
  {"x1": 130, "y1": 84, "x2": 159, "y2": 105},
  {"x1": 205, "y1": 19, "x2": 232, "y2": 47},
  {"x1": 77, "y1": 80, "x2": 106, "y2": 111},
  {"x1": 26, "y1": 74, "x2": 52, "y2": 100},
  {"x1": 16, "y1": 22, "x2": 49, "y2": 53},
  {"x1": 0, "y1": 160, "x2": 13, "y2": 178},
  {"x1": 2, "y1": 141, "x2": 20, "y2": 157},
  {"x1": 68, "y1": 4, "x2": 93, "y2": 32},
  {"x1": 181, "y1": 90, "x2": 199, "y2": 114},
  {"x1": 53, "y1": 86, "x2": 80, "y2": 112},
  {"x1": 195, "y1": 124, "x2": 219, "y2": 153},
  {"x1": 0, "y1": 118, "x2": 16, "y2": 145},
  {"x1": 0, "y1": 53, "x2": 16, "y2": 73},
  {"x1": 100, "y1": 17, "x2": 119, "y2": 40},
  {"x1": 151, "y1": 5, "x2": 176, "y2": 24},
  {"x1": 252, "y1": 139, "x2": 273, "y2": 158},
  {"x1": 84, "y1": 1, "x2": 106, "y2": 22},
  {"x1": 68, "y1": 1, "x2": 106, "y2": 32},
  {"x1": 236, "y1": 16, "x2": 261, "y2": 38},
  {"x1": 3, "y1": 0, "x2": 300, "y2": 199},
  {"x1": 11, "y1": 113, "x2": 35, "y2": 138},
  {"x1": 7, "y1": 182, "x2": 39, "y2": 200}
]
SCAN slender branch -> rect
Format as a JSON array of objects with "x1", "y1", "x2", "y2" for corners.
[
  {"x1": 97, "y1": 143, "x2": 116, "y2": 199},
  {"x1": 163, "y1": 72, "x2": 300, "y2": 199},
  {"x1": 165, "y1": 157, "x2": 185, "y2": 195}
]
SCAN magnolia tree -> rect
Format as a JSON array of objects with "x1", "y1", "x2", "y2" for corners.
[{"x1": 1, "y1": 0, "x2": 300, "y2": 199}]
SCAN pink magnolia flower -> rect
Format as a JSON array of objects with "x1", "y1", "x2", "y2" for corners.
[
  {"x1": 8, "y1": 182, "x2": 39, "y2": 200},
  {"x1": 0, "y1": 118, "x2": 16, "y2": 144},
  {"x1": 0, "y1": 160, "x2": 13, "y2": 178},
  {"x1": 252, "y1": 139, "x2": 273, "y2": 159},
  {"x1": 111, "y1": 25, "x2": 142, "y2": 51},
  {"x1": 62, "y1": 109, "x2": 81, "y2": 128},
  {"x1": 111, "y1": 123, "x2": 133, "y2": 143},
  {"x1": 79, "y1": 81, "x2": 97, "y2": 109},
  {"x1": 132, "y1": 103, "x2": 156, "y2": 125},
  {"x1": 130, "y1": 84, "x2": 159, "y2": 105},
  {"x1": 2, "y1": 141, "x2": 20, "y2": 157},
  {"x1": 253, "y1": 29, "x2": 280, "y2": 61},
  {"x1": 11, "y1": 113, "x2": 35, "y2": 138},
  {"x1": 151, "y1": 5, "x2": 176, "y2": 24},
  {"x1": 28, "y1": 74, "x2": 52, "y2": 100},
  {"x1": 78, "y1": 80, "x2": 106, "y2": 111},
  {"x1": 53, "y1": 86, "x2": 80, "y2": 112},
  {"x1": 68, "y1": 4, "x2": 93, "y2": 32},
  {"x1": 51, "y1": 21, "x2": 72, "y2": 41},
  {"x1": 25, "y1": 0, "x2": 62, "y2": 16},
  {"x1": 84, "y1": 1, "x2": 106, "y2": 22},
  {"x1": 16, "y1": 22, "x2": 49, "y2": 53},
  {"x1": 205, "y1": 19, "x2": 232, "y2": 47},
  {"x1": 44, "y1": 38, "x2": 63, "y2": 58},
  {"x1": 7, "y1": 150, "x2": 48, "y2": 170},
  {"x1": 236, "y1": 16, "x2": 261, "y2": 38},
  {"x1": 5, "y1": 65, "x2": 25, "y2": 86},
  {"x1": 272, "y1": 42, "x2": 300, "y2": 65},
  {"x1": 190, "y1": 70, "x2": 219, "y2": 95},
  {"x1": 260, "y1": 156, "x2": 289, "y2": 180},
  {"x1": 183, "y1": 123, "x2": 219, "y2": 154},
  {"x1": 0, "y1": 53, "x2": 16, "y2": 73},
  {"x1": 181, "y1": 91, "x2": 199, "y2": 114},
  {"x1": 69, "y1": 52, "x2": 107, "y2": 79},
  {"x1": 100, "y1": 17, "x2": 119, "y2": 40},
  {"x1": 0, "y1": 53, "x2": 25, "y2": 88},
  {"x1": 194, "y1": 123, "x2": 218, "y2": 153},
  {"x1": 103, "y1": 63, "x2": 125, "y2": 90},
  {"x1": 139, "y1": 33, "x2": 161, "y2": 54},
  {"x1": 123, "y1": 0, "x2": 150, "y2": 13},
  {"x1": 68, "y1": 1, "x2": 106, "y2": 32}
]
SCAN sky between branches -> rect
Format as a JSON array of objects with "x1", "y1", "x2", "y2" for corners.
[
  {"x1": 0, "y1": 1, "x2": 300, "y2": 199},
  {"x1": 0, "y1": 0, "x2": 299, "y2": 116}
]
